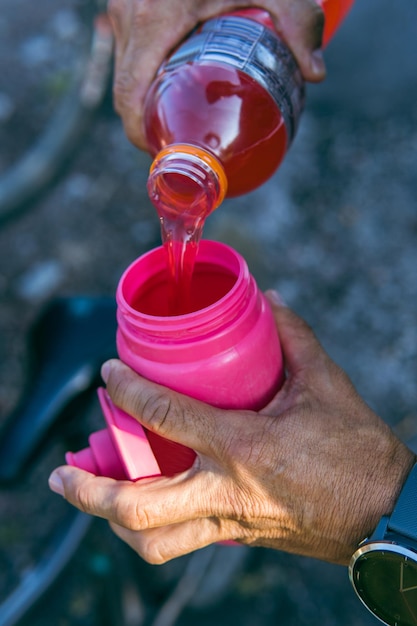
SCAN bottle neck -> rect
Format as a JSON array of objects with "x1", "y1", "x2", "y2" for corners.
[
  {"x1": 116, "y1": 240, "x2": 252, "y2": 339},
  {"x1": 147, "y1": 144, "x2": 227, "y2": 221}
]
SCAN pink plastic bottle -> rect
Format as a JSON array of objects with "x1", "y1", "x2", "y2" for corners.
[
  {"x1": 145, "y1": 0, "x2": 355, "y2": 208},
  {"x1": 66, "y1": 240, "x2": 284, "y2": 480}
]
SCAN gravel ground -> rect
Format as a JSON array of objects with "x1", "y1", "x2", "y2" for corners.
[{"x1": 0, "y1": 0, "x2": 416, "y2": 624}]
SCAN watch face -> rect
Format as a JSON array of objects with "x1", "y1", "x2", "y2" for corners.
[{"x1": 349, "y1": 543, "x2": 417, "y2": 626}]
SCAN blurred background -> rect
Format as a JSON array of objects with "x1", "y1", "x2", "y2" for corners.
[{"x1": 0, "y1": 0, "x2": 416, "y2": 624}]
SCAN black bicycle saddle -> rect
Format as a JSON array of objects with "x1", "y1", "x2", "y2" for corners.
[{"x1": 0, "y1": 296, "x2": 117, "y2": 483}]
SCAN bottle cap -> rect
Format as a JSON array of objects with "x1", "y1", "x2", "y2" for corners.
[
  {"x1": 66, "y1": 388, "x2": 162, "y2": 481},
  {"x1": 149, "y1": 143, "x2": 228, "y2": 211}
]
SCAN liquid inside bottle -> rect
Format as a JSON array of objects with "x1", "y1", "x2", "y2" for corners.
[
  {"x1": 146, "y1": 63, "x2": 289, "y2": 198},
  {"x1": 145, "y1": 8, "x2": 299, "y2": 198},
  {"x1": 146, "y1": 57, "x2": 288, "y2": 314},
  {"x1": 145, "y1": 12, "x2": 294, "y2": 313},
  {"x1": 145, "y1": 3, "x2": 355, "y2": 313}
]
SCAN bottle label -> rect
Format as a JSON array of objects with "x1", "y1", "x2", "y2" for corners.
[{"x1": 163, "y1": 15, "x2": 305, "y2": 146}]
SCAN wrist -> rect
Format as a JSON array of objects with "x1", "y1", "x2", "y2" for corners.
[
  {"x1": 349, "y1": 455, "x2": 417, "y2": 625},
  {"x1": 352, "y1": 441, "x2": 416, "y2": 553},
  {"x1": 325, "y1": 437, "x2": 416, "y2": 566}
]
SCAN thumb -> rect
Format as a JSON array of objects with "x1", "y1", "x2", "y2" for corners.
[
  {"x1": 267, "y1": 0, "x2": 326, "y2": 82},
  {"x1": 265, "y1": 291, "x2": 326, "y2": 374},
  {"x1": 100, "y1": 359, "x2": 233, "y2": 454}
]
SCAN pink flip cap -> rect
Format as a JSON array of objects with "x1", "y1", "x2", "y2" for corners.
[{"x1": 65, "y1": 388, "x2": 162, "y2": 481}]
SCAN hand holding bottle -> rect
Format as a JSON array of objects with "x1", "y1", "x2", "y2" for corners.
[
  {"x1": 107, "y1": 0, "x2": 327, "y2": 149},
  {"x1": 49, "y1": 294, "x2": 415, "y2": 565}
]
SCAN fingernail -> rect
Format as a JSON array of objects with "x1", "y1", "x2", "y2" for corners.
[
  {"x1": 49, "y1": 471, "x2": 65, "y2": 497},
  {"x1": 266, "y1": 290, "x2": 287, "y2": 306},
  {"x1": 310, "y1": 49, "x2": 326, "y2": 77},
  {"x1": 101, "y1": 361, "x2": 111, "y2": 383}
]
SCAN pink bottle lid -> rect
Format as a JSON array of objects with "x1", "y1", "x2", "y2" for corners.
[
  {"x1": 66, "y1": 445, "x2": 101, "y2": 476},
  {"x1": 65, "y1": 388, "x2": 162, "y2": 481},
  {"x1": 97, "y1": 387, "x2": 162, "y2": 480}
]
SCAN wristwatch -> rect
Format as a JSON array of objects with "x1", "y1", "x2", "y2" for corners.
[{"x1": 349, "y1": 462, "x2": 417, "y2": 625}]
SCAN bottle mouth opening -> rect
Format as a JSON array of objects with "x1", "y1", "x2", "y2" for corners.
[
  {"x1": 150, "y1": 166, "x2": 210, "y2": 216},
  {"x1": 128, "y1": 262, "x2": 238, "y2": 317},
  {"x1": 148, "y1": 144, "x2": 227, "y2": 212},
  {"x1": 117, "y1": 240, "x2": 249, "y2": 324}
]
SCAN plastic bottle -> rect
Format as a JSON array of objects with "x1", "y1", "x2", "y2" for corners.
[
  {"x1": 145, "y1": 0, "x2": 355, "y2": 217},
  {"x1": 66, "y1": 240, "x2": 284, "y2": 480}
]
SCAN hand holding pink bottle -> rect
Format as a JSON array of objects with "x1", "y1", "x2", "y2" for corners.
[
  {"x1": 65, "y1": 241, "x2": 284, "y2": 480},
  {"x1": 50, "y1": 296, "x2": 415, "y2": 565}
]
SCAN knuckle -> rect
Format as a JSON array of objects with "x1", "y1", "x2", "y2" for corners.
[
  {"x1": 292, "y1": 313, "x2": 316, "y2": 339},
  {"x1": 227, "y1": 485, "x2": 261, "y2": 525},
  {"x1": 112, "y1": 70, "x2": 134, "y2": 108},
  {"x1": 112, "y1": 497, "x2": 146, "y2": 531},
  {"x1": 113, "y1": 503, "x2": 138, "y2": 530},
  {"x1": 141, "y1": 392, "x2": 174, "y2": 435},
  {"x1": 130, "y1": 3, "x2": 153, "y2": 30},
  {"x1": 111, "y1": 79, "x2": 144, "y2": 147},
  {"x1": 140, "y1": 539, "x2": 169, "y2": 565},
  {"x1": 132, "y1": 503, "x2": 154, "y2": 532},
  {"x1": 107, "y1": 0, "x2": 127, "y2": 24},
  {"x1": 72, "y1": 480, "x2": 97, "y2": 515}
]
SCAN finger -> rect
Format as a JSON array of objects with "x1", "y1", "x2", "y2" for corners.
[
  {"x1": 49, "y1": 463, "x2": 231, "y2": 530},
  {"x1": 109, "y1": 516, "x2": 234, "y2": 563},
  {"x1": 49, "y1": 466, "x2": 136, "y2": 522},
  {"x1": 265, "y1": 291, "x2": 327, "y2": 375},
  {"x1": 109, "y1": 0, "x2": 326, "y2": 149},
  {"x1": 112, "y1": 38, "x2": 174, "y2": 148},
  {"x1": 100, "y1": 359, "x2": 246, "y2": 454},
  {"x1": 265, "y1": 0, "x2": 326, "y2": 81},
  {"x1": 109, "y1": 1, "x2": 200, "y2": 148}
]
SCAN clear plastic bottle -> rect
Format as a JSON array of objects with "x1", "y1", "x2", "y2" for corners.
[
  {"x1": 66, "y1": 240, "x2": 284, "y2": 480},
  {"x1": 146, "y1": 0, "x2": 355, "y2": 215}
]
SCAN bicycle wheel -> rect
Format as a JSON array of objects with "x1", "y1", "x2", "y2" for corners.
[{"x1": 0, "y1": 0, "x2": 113, "y2": 226}]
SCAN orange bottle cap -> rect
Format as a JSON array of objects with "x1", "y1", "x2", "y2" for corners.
[{"x1": 150, "y1": 143, "x2": 228, "y2": 209}]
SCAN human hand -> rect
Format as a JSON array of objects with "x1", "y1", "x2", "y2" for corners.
[
  {"x1": 49, "y1": 293, "x2": 415, "y2": 565},
  {"x1": 107, "y1": 0, "x2": 326, "y2": 149}
]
